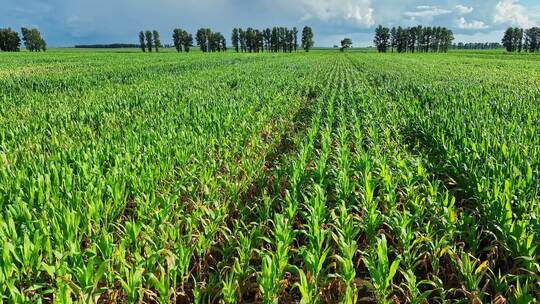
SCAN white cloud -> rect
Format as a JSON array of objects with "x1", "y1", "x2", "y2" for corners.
[
  {"x1": 299, "y1": 0, "x2": 374, "y2": 27},
  {"x1": 404, "y1": 6, "x2": 452, "y2": 18},
  {"x1": 455, "y1": 4, "x2": 473, "y2": 15},
  {"x1": 494, "y1": 0, "x2": 534, "y2": 27},
  {"x1": 457, "y1": 17, "x2": 488, "y2": 29}
]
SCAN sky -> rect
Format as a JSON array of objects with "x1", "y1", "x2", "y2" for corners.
[{"x1": 1, "y1": 0, "x2": 540, "y2": 47}]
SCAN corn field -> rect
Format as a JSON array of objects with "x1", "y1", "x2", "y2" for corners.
[{"x1": 0, "y1": 50, "x2": 539, "y2": 303}]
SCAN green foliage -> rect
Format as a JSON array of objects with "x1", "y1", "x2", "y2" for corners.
[
  {"x1": 20, "y1": 27, "x2": 46, "y2": 52},
  {"x1": 301, "y1": 26, "x2": 314, "y2": 52},
  {"x1": 0, "y1": 28, "x2": 21, "y2": 52},
  {"x1": 0, "y1": 49, "x2": 538, "y2": 303}
]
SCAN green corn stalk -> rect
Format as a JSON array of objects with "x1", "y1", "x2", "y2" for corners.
[{"x1": 363, "y1": 235, "x2": 401, "y2": 303}]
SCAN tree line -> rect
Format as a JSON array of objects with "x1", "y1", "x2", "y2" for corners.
[
  {"x1": 137, "y1": 26, "x2": 314, "y2": 53},
  {"x1": 452, "y1": 42, "x2": 502, "y2": 50},
  {"x1": 139, "y1": 30, "x2": 162, "y2": 52},
  {"x1": 374, "y1": 25, "x2": 454, "y2": 53},
  {"x1": 0, "y1": 27, "x2": 46, "y2": 52},
  {"x1": 230, "y1": 27, "x2": 301, "y2": 53},
  {"x1": 75, "y1": 44, "x2": 140, "y2": 49},
  {"x1": 172, "y1": 29, "x2": 193, "y2": 52},
  {"x1": 196, "y1": 29, "x2": 227, "y2": 52},
  {"x1": 230, "y1": 26, "x2": 313, "y2": 53},
  {"x1": 502, "y1": 27, "x2": 540, "y2": 52}
]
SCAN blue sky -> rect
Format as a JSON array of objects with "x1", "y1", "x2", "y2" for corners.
[{"x1": 2, "y1": 0, "x2": 539, "y2": 47}]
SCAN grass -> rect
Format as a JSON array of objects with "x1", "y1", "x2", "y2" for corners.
[{"x1": 0, "y1": 49, "x2": 538, "y2": 303}]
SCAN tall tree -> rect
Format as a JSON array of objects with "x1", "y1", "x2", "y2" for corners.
[
  {"x1": 145, "y1": 30, "x2": 153, "y2": 52},
  {"x1": 232, "y1": 28, "x2": 240, "y2": 52},
  {"x1": 440, "y1": 28, "x2": 454, "y2": 52},
  {"x1": 239, "y1": 28, "x2": 246, "y2": 52},
  {"x1": 286, "y1": 29, "x2": 294, "y2": 52},
  {"x1": 524, "y1": 27, "x2": 540, "y2": 52},
  {"x1": 293, "y1": 27, "x2": 298, "y2": 52},
  {"x1": 246, "y1": 27, "x2": 254, "y2": 52},
  {"x1": 173, "y1": 29, "x2": 182, "y2": 52},
  {"x1": 301, "y1": 26, "x2": 314, "y2": 52},
  {"x1": 196, "y1": 28, "x2": 209, "y2": 52},
  {"x1": 390, "y1": 27, "x2": 397, "y2": 52},
  {"x1": 513, "y1": 27, "x2": 523, "y2": 52},
  {"x1": 262, "y1": 28, "x2": 271, "y2": 52},
  {"x1": 139, "y1": 31, "x2": 146, "y2": 52},
  {"x1": 502, "y1": 27, "x2": 513, "y2": 52},
  {"x1": 415, "y1": 25, "x2": 424, "y2": 51},
  {"x1": 374, "y1": 25, "x2": 390, "y2": 53},
  {"x1": 153, "y1": 30, "x2": 161, "y2": 52},
  {"x1": 0, "y1": 28, "x2": 21, "y2": 52},
  {"x1": 21, "y1": 27, "x2": 46, "y2": 52},
  {"x1": 407, "y1": 26, "x2": 417, "y2": 53},
  {"x1": 340, "y1": 38, "x2": 352, "y2": 52},
  {"x1": 182, "y1": 32, "x2": 194, "y2": 52},
  {"x1": 424, "y1": 27, "x2": 432, "y2": 52},
  {"x1": 218, "y1": 33, "x2": 227, "y2": 52},
  {"x1": 396, "y1": 26, "x2": 407, "y2": 53},
  {"x1": 271, "y1": 27, "x2": 278, "y2": 52}
]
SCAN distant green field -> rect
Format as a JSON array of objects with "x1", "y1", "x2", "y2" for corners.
[{"x1": 0, "y1": 50, "x2": 538, "y2": 303}]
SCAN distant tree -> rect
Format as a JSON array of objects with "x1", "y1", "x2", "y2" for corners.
[
  {"x1": 245, "y1": 27, "x2": 254, "y2": 52},
  {"x1": 407, "y1": 26, "x2": 417, "y2": 53},
  {"x1": 453, "y1": 42, "x2": 502, "y2": 50},
  {"x1": 524, "y1": 27, "x2": 540, "y2": 52},
  {"x1": 390, "y1": 27, "x2": 397, "y2": 52},
  {"x1": 440, "y1": 27, "x2": 454, "y2": 52},
  {"x1": 173, "y1": 29, "x2": 182, "y2": 52},
  {"x1": 301, "y1": 26, "x2": 314, "y2": 52},
  {"x1": 293, "y1": 27, "x2": 298, "y2": 52},
  {"x1": 423, "y1": 26, "x2": 433, "y2": 52},
  {"x1": 21, "y1": 27, "x2": 46, "y2": 52},
  {"x1": 153, "y1": 30, "x2": 161, "y2": 52},
  {"x1": 139, "y1": 31, "x2": 146, "y2": 52},
  {"x1": 229, "y1": 26, "x2": 301, "y2": 54},
  {"x1": 286, "y1": 29, "x2": 294, "y2": 52},
  {"x1": 502, "y1": 27, "x2": 514, "y2": 52},
  {"x1": 374, "y1": 25, "x2": 390, "y2": 53},
  {"x1": 0, "y1": 28, "x2": 21, "y2": 52},
  {"x1": 395, "y1": 26, "x2": 407, "y2": 52},
  {"x1": 75, "y1": 43, "x2": 140, "y2": 48},
  {"x1": 415, "y1": 25, "x2": 424, "y2": 51},
  {"x1": 518, "y1": 28, "x2": 524, "y2": 52},
  {"x1": 271, "y1": 27, "x2": 278, "y2": 52},
  {"x1": 378, "y1": 25, "x2": 452, "y2": 53},
  {"x1": 262, "y1": 28, "x2": 271, "y2": 52},
  {"x1": 429, "y1": 26, "x2": 440, "y2": 52},
  {"x1": 512, "y1": 27, "x2": 523, "y2": 52},
  {"x1": 145, "y1": 30, "x2": 153, "y2": 52},
  {"x1": 278, "y1": 27, "x2": 285, "y2": 52},
  {"x1": 182, "y1": 32, "x2": 193, "y2": 52},
  {"x1": 218, "y1": 33, "x2": 227, "y2": 52},
  {"x1": 340, "y1": 38, "x2": 352, "y2": 51},
  {"x1": 502, "y1": 27, "x2": 524, "y2": 52},
  {"x1": 232, "y1": 28, "x2": 240, "y2": 52},
  {"x1": 257, "y1": 30, "x2": 264, "y2": 52},
  {"x1": 239, "y1": 28, "x2": 246, "y2": 52},
  {"x1": 196, "y1": 28, "x2": 210, "y2": 52}
]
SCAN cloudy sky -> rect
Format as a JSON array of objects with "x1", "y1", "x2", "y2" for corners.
[{"x1": 2, "y1": 0, "x2": 539, "y2": 47}]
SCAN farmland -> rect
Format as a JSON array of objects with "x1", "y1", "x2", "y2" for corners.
[{"x1": 0, "y1": 50, "x2": 539, "y2": 303}]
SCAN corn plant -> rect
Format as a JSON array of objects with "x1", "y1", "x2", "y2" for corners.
[
  {"x1": 363, "y1": 235, "x2": 401, "y2": 303},
  {"x1": 0, "y1": 48, "x2": 538, "y2": 303}
]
